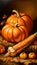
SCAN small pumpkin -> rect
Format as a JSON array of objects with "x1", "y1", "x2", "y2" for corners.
[
  {"x1": 2, "y1": 24, "x2": 28, "y2": 42},
  {"x1": 28, "y1": 52, "x2": 36, "y2": 59},
  {"x1": 0, "y1": 45, "x2": 5, "y2": 54},
  {"x1": 20, "y1": 52, "x2": 27, "y2": 59}
]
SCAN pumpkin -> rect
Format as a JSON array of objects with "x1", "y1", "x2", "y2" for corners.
[
  {"x1": 0, "y1": 45, "x2": 5, "y2": 54},
  {"x1": 2, "y1": 24, "x2": 28, "y2": 42},
  {"x1": 20, "y1": 13, "x2": 33, "y2": 32},
  {"x1": 20, "y1": 52, "x2": 27, "y2": 59},
  {"x1": 6, "y1": 10, "x2": 33, "y2": 32},
  {"x1": 28, "y1": 52, "x2": 36, "y2": 59}
]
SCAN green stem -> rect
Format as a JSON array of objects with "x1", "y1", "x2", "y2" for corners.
[{"x1": 12, "y1": 10, "x2": 20, "y2": 18}]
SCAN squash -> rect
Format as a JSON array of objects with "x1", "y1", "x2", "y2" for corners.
[
  {"x1": 28, "y1": 52, "x2": 36, "y2": 59},
  {"x1": 2, "y1": 25, "x2": 28, "y2": 42},
  {"x1": 20, "y1": 52, "x2": 27, "y2": 59},
  {"x1": 20, "y1": 13, "x2": 33, "y2": 32}
]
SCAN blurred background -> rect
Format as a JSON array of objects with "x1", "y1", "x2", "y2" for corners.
[{"x1": 0, "y1": 0, "x2": 37, "y2": 19}]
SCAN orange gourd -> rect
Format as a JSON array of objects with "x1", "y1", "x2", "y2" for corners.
[
  {"x1": 28, "y1": 52, "x2": 36, "y2": 59},
  {"x1": 20, "y1": 52, "x2": 27, "y2": 59},
  {"x1": 20, "y1": 13, "x2": 33, "y2": 32},
  {"x1": 2, "y1": 25, "x2": 28, "y2": 42},
  {"x1": 2, "y1": 10, "x2": 33, "y2": 43}
]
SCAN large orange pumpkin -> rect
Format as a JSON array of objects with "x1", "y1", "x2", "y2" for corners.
[{"x1": 2, "y1": 25, "x2": 28, "y2": 42}]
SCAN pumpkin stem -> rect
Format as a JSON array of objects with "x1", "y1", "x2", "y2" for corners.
[
  {"x1": 12, "y1": 10, "x2": 20, "y2": 17},
  {"x1": 15, "y1": 23, "x2": 20, "y2": 27}
]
